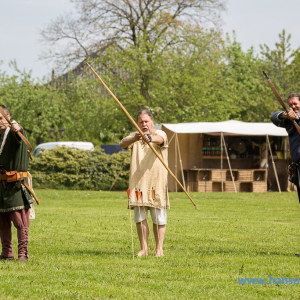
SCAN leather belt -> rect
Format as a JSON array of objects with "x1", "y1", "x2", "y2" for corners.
[{"x1": 0, "y1": 171, "x2": 28, "y2": 182}]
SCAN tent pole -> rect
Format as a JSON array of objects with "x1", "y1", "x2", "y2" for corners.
[
  {"x1": 175, "y1": 133, "x2": 178, "y2": 193},
  {"x1": 176, "y1": 133, "x2": 186, "y2": 190},
  {"x1": 222, "y1": 135, "x2": 237, "y2": 193},
  {"x1": 221, "y1": 132, "x2": 223, "y2": 192},
  {"x1": 267, "y1": 135, "x2": 281, "y2": 193},
  {"x1": 169, "y1": 133, "x2": 176, "y2": 145}
]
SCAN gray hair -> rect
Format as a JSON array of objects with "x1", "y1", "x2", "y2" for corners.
[
  {"x1": 136, "y1": 109, "x2": 154, "y2": 122},
  {"x1": 0, "y1": 105, "x2": 9, "y2": 115}
]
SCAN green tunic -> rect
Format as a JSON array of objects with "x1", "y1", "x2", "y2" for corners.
[{"x1": 0, "y1": 129, "x2": 33, "y2": 212}]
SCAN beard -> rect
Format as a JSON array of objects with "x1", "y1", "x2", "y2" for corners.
[{"x1": 142, "y1": 126, "x2": 150, "y2": 134}]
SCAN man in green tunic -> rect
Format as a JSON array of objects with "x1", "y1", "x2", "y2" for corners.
[{"x1": 0, "y1": 105, "x2": 33, "y2": 262}]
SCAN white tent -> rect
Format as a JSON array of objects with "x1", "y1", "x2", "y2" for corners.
[
  {"x1": 161, "y1": 121, "x2": 289, "y2": 193},
  {"x1": 162, "y1": 120, "x2": 287, "y2": 136}
]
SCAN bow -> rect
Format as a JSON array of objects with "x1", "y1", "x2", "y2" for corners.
[
  {"x1": 86, "y1": 63, "x2": 198, "y2": 210},
  {"x1": 263, "y1": 71, "x2": 300, "y2": 134},
  {"x1": 0, "y1": 107, "x2": 33, "y2": 157}
]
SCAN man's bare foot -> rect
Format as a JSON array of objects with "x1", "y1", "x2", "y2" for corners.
[
  {"x1": 155, "y1": 250, "x2": 164, "y2": 257},
  {"x1": 137, "y1": 250, "x2": 148, "y2": 257}
]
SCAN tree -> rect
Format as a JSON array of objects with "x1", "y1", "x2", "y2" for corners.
[
  {"x1": 0, "y1": 62, "x2": 69, "y2": 146},
  {"x1": 39, "y1": 0, "x2": 227, "y2": 72},
  {"x1": 260, "y1": 29, "x2": 299, "y2": 96},
  {"x1": 220, "y1": 33, "x2": 276, "y2": 122}
]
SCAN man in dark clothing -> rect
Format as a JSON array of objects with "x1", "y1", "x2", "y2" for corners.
[
  {"x1": 0, "y1": 105, "x2": 33, "y2": 261},
  {"x1": 270, "y1": 93, "x2": 300, "y2": 257}
]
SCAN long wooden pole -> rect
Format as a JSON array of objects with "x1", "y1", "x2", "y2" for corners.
[
  {"x1": 221, "y1": 133, "x2": 223, "y2": 192},
  {"x1": 127, "y1": 189, "x2": 134, "y2": 259},
  {"x1": 176, "y1": 133, "x2": 186, "y2": 190},
  {"x1": 168, "y1": 133, "x2": 176, "y2": 145},
  {"x1": 222, "y1": 135, "x2": 237, "y2": 193},
  {"x1": 266, "y1": 135, "x2": 281, "y2": 193},
  {"x1": 87, "y1": 63, "x2": 198, "y2": 210},
  {"x1": 175, "y1": 133, "x2": 178, "y2": 193}
]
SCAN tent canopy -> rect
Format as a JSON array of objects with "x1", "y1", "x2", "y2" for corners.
[{"x1": 162, "y1": 120, "x2": 287, "y2": 136}]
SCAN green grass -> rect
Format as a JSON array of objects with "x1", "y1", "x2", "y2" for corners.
[{"x1": 1, "y1": 190, "x2": 300, "y2": 299}]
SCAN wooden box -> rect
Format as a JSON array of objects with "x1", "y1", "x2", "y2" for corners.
[
  {"x1": 212, "y1": 182, "x2": 225, "y2": 192},
  {"x1": 239, "y1": 170, "x2": 253, "y2": 182},
  {"x1": 252, "y1": 181, "x2": 267, "y2": 193},
  {"x1": 240, "y1": 182, "x2": 252, "y2": 192},
  {"x1": 226, "y1": 170, "x2": 239, "y2": 181},
  {"x1": 225, "y1": 181, "x2": 240, "y2": 192},
  {"x1": 253, "y1": 170, "x2": 267, "y2": 182},
  {"x1": 198, "y1": 181, "x2": 212, "y2": 192},
  {"x1": 186, "y1": 181, "x2": 198, "y2": 192},
  {"x1": 198, "y1": 170, "x2": 212, "y2": 181},
  {"x1": 211, "y1": 170, "x2": 226, "y2": 181}
]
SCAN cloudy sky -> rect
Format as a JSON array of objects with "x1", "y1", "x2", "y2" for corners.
[{"x1": 1, "y1": 0, "x2": 300, "y2": 80}]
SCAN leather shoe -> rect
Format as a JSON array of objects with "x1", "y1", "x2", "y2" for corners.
[
  {"x1": 295, "y1": 254, "x2": 300, "y2": 257},
  {"x1": 16, "y1": 256, "x2": 28, "y2": 262},
  {"x1": 0, "y1": 255, "x2": 14, "y2": 261}
]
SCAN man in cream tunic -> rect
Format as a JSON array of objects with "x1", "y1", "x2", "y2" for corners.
[{"x1": 120, "y1": 110, "x2": 169, "y2": 257}]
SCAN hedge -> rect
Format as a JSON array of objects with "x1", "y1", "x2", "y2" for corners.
[{"x1": 29, "y1": 146, "x2": 131, "y2": 190}]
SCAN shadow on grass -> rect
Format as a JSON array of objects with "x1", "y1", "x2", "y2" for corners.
[
  {"x1": 61, "y1": 250, "x2": 123, "y2": 256},
  {"x1": 194, "y1": 248, "x2": 292, "y2": 257}
]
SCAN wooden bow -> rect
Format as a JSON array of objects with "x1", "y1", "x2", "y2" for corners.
[
  {"x1": 0, "y1": 107, "x2": 33, "y2": 156},
  {"x1": 87, "y1": 62, "x2": 198, "y2": 210},
  {"x1": 263, "y1": 71, "x2": 300, "y2": 134}
]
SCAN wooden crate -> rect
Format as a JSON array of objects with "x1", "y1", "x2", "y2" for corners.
[
  {"x1": 239, "y1": 170, "x2": 253, "y2": 182},
  {"x1": 240, "y1": 182, "x2": 252, "y2": 192},
  {"x1": 253, "y1": 170, "x2": 267, "y2": 182},
  {"x1": 186, "y1": 181, "x2": 198, "y2": 192},
  {"x1": 198, "y1": 181, "x2": 212, "y2": 192},
  {"x1": 226, "y1": 170, "x2": 239, "y2": 181},
  {"x1": 211, "y1": 170, "x2": 226, "y2": 181},
  {"x1": 187, "y1": 170, "x2": 198, "y2": 182},
  {"x1": 212, "y1": 182, "x2": 225, "y2": 192},
  {"x1": 198, "y1": 170, "x2": 212, "y2": 181},
  {"x1": 252, "y1": 181, "x2": 267, "y2": 193},
  {"x1": 225, "y1": 181, "x2": 240, "y2": 192}
]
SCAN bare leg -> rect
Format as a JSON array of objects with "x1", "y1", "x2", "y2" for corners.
[
  {"x1": 136, "y1": 220, "x2": 149, "y2": 256},
  {"x1": 153, "y1": 224, "x2": 166, "y2": 257}
]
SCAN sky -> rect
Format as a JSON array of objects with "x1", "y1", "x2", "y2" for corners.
[{"x1": 1, "y1": 0, "x2": 300, "y2": 81}]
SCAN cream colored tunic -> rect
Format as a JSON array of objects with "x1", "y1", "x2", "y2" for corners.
[{"x1": 126, "y1": 130, "x2": 169, "y2": 210}]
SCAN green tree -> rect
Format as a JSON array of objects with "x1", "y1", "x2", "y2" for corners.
[
  {"x1": 260, "y1": 29, "x2": 299, "y2": 97},
  {"x1": 0, "y1": 62, "x2": 69, "y2": 146},
  {"x1": 220, "y1": 33, "x2": 276, "y2": 122}
]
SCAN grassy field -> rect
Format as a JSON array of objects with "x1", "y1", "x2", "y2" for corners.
[{"x1": 1, "y1": 190, "x2": 300, "y2": 299}]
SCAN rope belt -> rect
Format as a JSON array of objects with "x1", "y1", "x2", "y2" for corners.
[{"x1": 0, "y1": 171, "x2": 28, "y2": 182}]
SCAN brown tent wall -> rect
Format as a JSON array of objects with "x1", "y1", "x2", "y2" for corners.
[{"x1": 163, "y1": 125, "x2": 203, "y2": 192}]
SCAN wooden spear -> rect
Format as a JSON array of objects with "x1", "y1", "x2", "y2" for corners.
[{"x1": 86, "y1": 63, "x2": 198, "y2": 210}]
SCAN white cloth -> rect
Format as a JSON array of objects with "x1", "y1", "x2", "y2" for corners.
[
  {"x1": 126, "y1": 130, "x2": 169, "y2": 209},
  {"x1": 134, "y1": 207, "x2": 167, "y2": 225}
]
